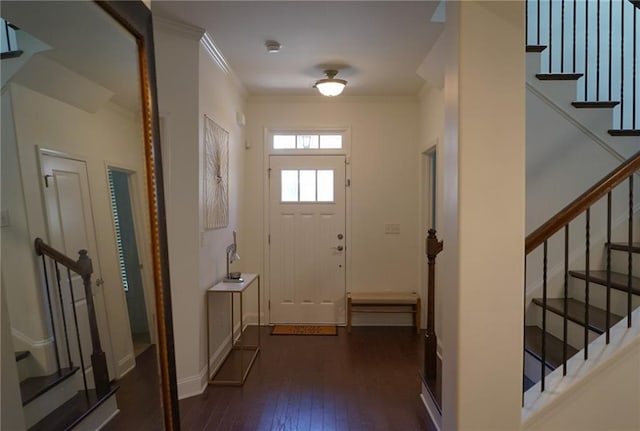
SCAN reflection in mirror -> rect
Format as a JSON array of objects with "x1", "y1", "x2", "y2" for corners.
[{"x1": 1, "y1": 2, "x2": 174, "y2": 430}]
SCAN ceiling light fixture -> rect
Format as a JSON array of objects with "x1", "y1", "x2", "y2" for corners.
[
  {"x1": 265, "y1": 40, "x2": 281, "y2": 53},
  {"x1": 314, "y1": 69, "x2": 347, "y2": 97}
]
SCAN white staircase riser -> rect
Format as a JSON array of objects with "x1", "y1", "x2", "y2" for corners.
[
  {"x1": 569, "y1": 282, "x2": 640, "y2": 319},
  {"x1": 75, "y1": 392, "x2": 119, "y2": 431},
  {"x1": 609, "y1": 251, "x2": 640, "y2": 277},
  {"x1": 16, "y1": 356, "x2": 32, "y2": 382},
  {"x1": 23, "y1": 372, "x2": 80, "y2": 429},
  {"x1": 530, "y1": 304, "x2": 599, "y2": 350},
  {"x1": 524, "y1": 350, "x2": 553, "y2": 383}
]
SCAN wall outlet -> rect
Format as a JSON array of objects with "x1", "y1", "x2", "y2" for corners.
[
  {"x1": 384, "y1": 223, "x2": 400, "y2": 234},
  {"x1": 1, "y1": 210, "x2": 9, "y2": 227}
]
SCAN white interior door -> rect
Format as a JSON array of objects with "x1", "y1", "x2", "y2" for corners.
[
  {"x1": 269, "y1": 155, "x2": 346, "y2": 324},
  {"x1": 40, "y1": 153, "x2": 115, "y2": 381}
]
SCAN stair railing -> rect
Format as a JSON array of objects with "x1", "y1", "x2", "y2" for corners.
[
  {"x1": 424, "y1": 229, "x2": 443, "y2": 406},
  {"x1": 525, "y1": 150, "x2": 640, "y2": 392},
  {"x1": 526, "y1": 0, "x2": 639, "y2": 132},
  {"x1": 34, "y1": 238, "x2": 111, "y2": 397}
]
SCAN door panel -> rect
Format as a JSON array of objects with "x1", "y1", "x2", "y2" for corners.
[{"x1": 269, "y1": 155, "x2": 346, "y2": 324}]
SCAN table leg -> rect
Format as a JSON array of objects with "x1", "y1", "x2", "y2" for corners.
[
  {"x1": 347, "y1": 295, "x2": 352, "y2": 333},
  {"x1": 206, "y1": 291, "x2": 210, "y2": 382}
]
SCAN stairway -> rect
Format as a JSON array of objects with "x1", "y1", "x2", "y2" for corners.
[
  {"x1": 15, "y1": 348, "x2": 119, "y2": 431},
  {"x1": 522, "y1": 0, "x2": 640, "y2": 393},
  {"x1": 524, "y1": 242, "x2": 640, "y2": 389}
]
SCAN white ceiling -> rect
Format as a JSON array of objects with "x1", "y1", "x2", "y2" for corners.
[{"x1": 152, "y1": 1, "x2": 445, "y2": 97}]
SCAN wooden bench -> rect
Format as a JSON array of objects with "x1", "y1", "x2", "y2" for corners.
[{"x1": 347, "y1": 292, "x2": 421, "y2": 334}]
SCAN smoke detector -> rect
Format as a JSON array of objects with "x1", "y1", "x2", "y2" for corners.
[{"x1": 265, "y1": 40, "x2": 281, "y2": 53}]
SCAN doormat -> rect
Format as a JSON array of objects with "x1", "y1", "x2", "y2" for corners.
[{"x1": 271, "y1": 325, "x2": 338, "y2": 336}]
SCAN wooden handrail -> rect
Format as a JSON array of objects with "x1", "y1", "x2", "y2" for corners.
[
  {"x1": 526, "y1": 150, "x2": 640, "y2": 254},
  {"x1": 34, "y1": 238, "x2": 87, "y2": 275}
]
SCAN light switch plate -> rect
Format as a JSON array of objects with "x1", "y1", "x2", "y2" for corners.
[{"x1": 384, "y1": 223, "x2": 400, "y2": 234}]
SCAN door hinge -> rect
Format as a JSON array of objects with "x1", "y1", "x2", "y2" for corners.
[
  {"x1": 346, "y1": 179, "x2": 351, "y2": 187},
  {"x1": 268, "y1": 300, "x2": 271, "y2": 310},
  {"x1": 268, "y1": 168, "x2": 272, "y2": 178},
  {"x1": 268, "y1": 234, "x2": 271, "y2": 245},
  {"x1": 44, "y1": 174, "x2": 53, "y2": 188}
]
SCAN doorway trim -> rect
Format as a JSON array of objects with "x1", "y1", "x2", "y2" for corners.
[
  {"x1": 103, "y1": 161, "x2": 157, "y2": 350},
  {"x1": 263, "y1": 126, "x2": 352, "y2": 324}
]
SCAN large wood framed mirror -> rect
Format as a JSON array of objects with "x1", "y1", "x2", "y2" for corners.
[{"x1": 1, "y1": 1, "x2": 179, "y2": 429}]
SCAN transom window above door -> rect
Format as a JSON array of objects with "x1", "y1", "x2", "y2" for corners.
[
  {"x1": 281, "y1": 169, "x2": 334, "y2": 203},
  {"x1": 273, "y1": 134, "x2": 342, "y2": 150}
]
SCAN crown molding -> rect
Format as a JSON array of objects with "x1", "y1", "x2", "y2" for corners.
[
  {"x1": 201, "y1": 33, "x2": 248, "y2": 99},
  {"x1": 152, "y1": 15, "x2": 204, "y2": 40}
]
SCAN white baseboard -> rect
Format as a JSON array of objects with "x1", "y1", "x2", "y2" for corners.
[
  {"x1": 116, "y1": 354, "x2": 135, "y2": 380},
  {"x1": 421, "y1": 382, "x2": 442, "y2": 431},
  {"x1": 177, "y1": 320, "x2": 243, "y2": 400}
]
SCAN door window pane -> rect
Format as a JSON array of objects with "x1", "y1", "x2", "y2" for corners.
[
  {"x1": 281, "y1": 170, "x2": 298, "y2": 202},
  {"x1": 299, "y1": 170, "x2": 316, "y2": 202},
  {"x1": 319, "y1": 135, "x2": 342, "y2": 149},
  {"x1": 274, "y1": 135, "x2": 296, "y2": 149},
  {"x1": 296, "y1": 135, "x2": 319, "y2": 149},
  {"x1": 317, "y1": 170, "x2": 334, "y2": 202}
]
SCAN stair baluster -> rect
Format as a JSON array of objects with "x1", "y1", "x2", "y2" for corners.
[
  {"x1": 39, "y1": 254, "x2": 61, "y2": 375},
  {"x1": 66, "y1": 266, "x2": 89, "y2": 395},
  {"x1": 53, "y1": 261, "x2": 74, "y2": 369},
  {"x1": 628, "y1": 175, "x2": 634, "y2": 326}
]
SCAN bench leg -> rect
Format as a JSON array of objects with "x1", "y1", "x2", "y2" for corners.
[
  {"x1": 347, "y1": 296, "x2": 352, "y2": 333},
  {"x1": 415, "y1": 298, "x2": 421, "y2": 334}
]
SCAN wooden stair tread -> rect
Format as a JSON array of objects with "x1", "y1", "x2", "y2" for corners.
[
  {"x1": 1, "y1": 50, "x2": 24, "y2": 60},
  {"x1": 536, "y1": 73, "x2": 583, "y2": 81},
  {"x1": 20, "y1": 367, "x2": 79, "y2": 406},
  {"x1": 608, "y1": 129, "x2": 640, "y2": 136},
  {"x1": 15, "y1": 350, "x2": 30, "y2": 362},
  {"x1": 28, "y1": 387, "x2": 118, "y2": 431},
  {"x1": 571, "y1": 101, "x2": 620, "y2": 108},
  {"x1": 526, "y1": 45, "x2": 547, "y2": 53},
  {"x1": 608, "y1": 242, "x2": 640, "y2": 253},
  {"x1": 524, "y1": 326, "x2": 578, "y2": 369},
  {"x1": 531, "y1": 298, "x2": 623, "y2": 334},
  {"x1": 570, "y1": 270, "x2": 640, "y2": 296}
]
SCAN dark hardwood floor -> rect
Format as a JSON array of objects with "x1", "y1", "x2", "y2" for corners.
[{"x1": 104, "y1": 326, "x2": 436, "y2": 431}]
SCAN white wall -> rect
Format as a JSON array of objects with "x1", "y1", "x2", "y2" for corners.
[
  {"x1": 243, "y1": 96, "x2": 420, "y2": 325},
  {"x1": 197, "y1": 40, "x2": 247, "y2": 392},
  {"x1": 153, "y1": 17, "x2": 247, "y2": 399},
  {"x1": 5, "y1": 82, "x2": 149, "y2": 379},
  {"x1": 153, "y1": 18, "x2": 202, "y2": 398},
  {"x1": 440, "y1": 2, "x2": 525, "y2": 429}
]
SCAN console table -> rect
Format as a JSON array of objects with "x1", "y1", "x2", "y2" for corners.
[{"x1": 206, "y1": 273, "x2": 260, "y2": 385}]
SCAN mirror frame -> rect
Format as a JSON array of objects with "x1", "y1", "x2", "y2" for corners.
[{"x1": 95, "y1": 1, "x2": 179, "y2": 429}]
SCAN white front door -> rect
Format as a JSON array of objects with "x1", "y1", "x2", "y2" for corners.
[
  {"x1": 40, "y1": 153, "x2": 115, "y2": 381},
  {"x1": 269, "y1": 155, "x2": 346, "y2": 324}
]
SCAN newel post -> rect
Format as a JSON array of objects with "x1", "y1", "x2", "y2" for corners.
[
  {"x1": 425, "y1": 229, "x2": 443, "y2": 381},
  {"x1": 77, "y1": 249, "x2": 110, "y2": 396}
]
